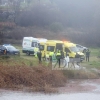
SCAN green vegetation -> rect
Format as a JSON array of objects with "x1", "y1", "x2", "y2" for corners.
[
  {"x1": 0, "y1": 46, "x2": 100, "y2": 92},
  {"x1": 61, "y1": 47, "x2": 100, "y2": 79},
  {"x1": 0, "y1": 55, "x2": 38, "y2": 67},
  {"x1": 0, "y1": 0, "x2": 100, "y2": 93},
  {"x1": 11, "y1": 45, "x2": 100, "y2": 71},
  {"x1": 82, "y1": 48, "x2": 100, "y2": 69},
  {"x1": 1, "y1": 0, "x2": 100, "y2": 46}
]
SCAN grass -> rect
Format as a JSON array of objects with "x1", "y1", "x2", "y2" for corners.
[
  {"x1": 0, "y1": 47, "x2": 66, "y2": 93},
  {"x1": 0, "y1": 55, "x2": 38, "y2": 67},
  {"x1": 10, "y1": 45, "x2": 100, "y2": 72},
  {"x1": 62, "y1": 47, "x2": 100, "y2": 79},
  {"x1": 0, "y1": 45, "x2": 100, "y2": 92},
  {"x1": 14, "y1": 45, "x2": 100, "y2": 66},
  {"x1": 81, "y1": 48, "x2": 100, "y2": 69}
]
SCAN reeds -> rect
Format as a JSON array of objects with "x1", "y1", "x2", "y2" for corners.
[{"x1": 0, "y1": 64, "x2": 66, "y2": 93}]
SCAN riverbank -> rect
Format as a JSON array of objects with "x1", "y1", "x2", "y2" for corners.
[
  {"x1": 0, "y1": 54, "x2": 100, "y2": 93},
  {"x1": 0, "y1": 64, "x2": 66, "y2": 93},
  {"x1": 0, "y1": 79, "x2": 100, "y2": 100},
  {"x1": 58, "y1": 79, "x2": 100, "y2": 93}
]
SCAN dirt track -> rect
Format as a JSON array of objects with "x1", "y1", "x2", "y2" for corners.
[{"x1": 58, "y1": 79, "x2": 100, "y2": 93}]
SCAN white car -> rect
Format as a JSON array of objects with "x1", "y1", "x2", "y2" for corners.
[{"x1": 76, "y1": 44, "x2": 88, "y2": 53}]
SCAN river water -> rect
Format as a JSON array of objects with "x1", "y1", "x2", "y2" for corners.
[{"x1": 0, "y1": 79, "x2": 100, "y2": 100}]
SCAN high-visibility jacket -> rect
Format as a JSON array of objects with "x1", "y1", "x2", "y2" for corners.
[
  {"x1": 56, "y1": 52, "x2": 61, "y2": 59},
  {"x1": 49, "y1": 51, "x2": 54, "y2": 56},
  {"x1": 46, "y1": 54, "x2": 49, "y2": 58},
  {"x1": 34, "y1": 47, "x2": 39, "y2": 52},
  {"x1": 34, "y1": 47, "x2": 39, "y2": 57},
  {"x1": 56, "y1": 52, "x2": 61, "y2": 56}
]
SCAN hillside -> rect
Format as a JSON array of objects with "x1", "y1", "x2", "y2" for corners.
[{"x1": 0, "y1": 0, "x2": 100, "y2": 46}]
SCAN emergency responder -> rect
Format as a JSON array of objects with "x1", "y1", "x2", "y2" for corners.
[
  {"x1": 60, "y1": 50, "x2": 64, "y2": 65},
  {"x1": 37, "y1": 50, "x2": 42, "y2": 64},
  {"x1": 34, "y1": 47, "x2": 39, "y2": 57},
  {"x1": 54, "y1": 50, "x2": 61, "y2": 68},
  {"x1": 86, "y1": 49, "x2": 90, "y2": 62},
  {"x1": 46, "y1": 53, "x2": 49, "y2": 61},
  {"x1": 49, "y1": 51, "x2": 54, "y2": 62},
  {"x1": 42, "y1": 51, "x2": 46, "y2": 61},
  {"x1": 64, "y1": 53, "x2": 69, "y2": 68}
]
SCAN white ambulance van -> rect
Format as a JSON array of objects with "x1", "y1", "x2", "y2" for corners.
[
  {"x1": 37, "y1": 38, "x2": 47, "y2": 43},
  {"x1": 22, "y1": 37, "x2": 39, "y2": 55}
]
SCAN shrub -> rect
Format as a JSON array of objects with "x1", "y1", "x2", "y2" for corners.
[{"x1": 0, "y1": 65, "x2": 66, "y2": 93}]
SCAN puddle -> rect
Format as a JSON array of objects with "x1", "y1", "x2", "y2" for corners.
[
  {"x1": 58, "y1": 79, "x2": 100, "y2": 93},
  {"x1": 0, "y1": 90, "x2": 100, "y2": 100}
]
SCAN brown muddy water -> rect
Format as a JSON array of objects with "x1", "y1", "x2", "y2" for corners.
[{"x1": 0, "y1": 79, "x2": 100, "y2": 100}]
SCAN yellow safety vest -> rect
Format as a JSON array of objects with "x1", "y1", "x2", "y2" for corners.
[
  {"x1": 46, "y1": 54, "x2": 49, "y2": 58},
  {"x1": 56, "y1": 52, "x2": 61, "y2": 56},
  {"x1": 34, "y1": 47, "x2": 39, "y2": 52},
  {"x1": 49, "y1": 52, "x2": 54, "y2": 56}
]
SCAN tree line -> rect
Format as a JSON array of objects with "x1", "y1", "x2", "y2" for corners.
[{"x1": 0, "y1": 0, "x2": 100, "y2": 47}]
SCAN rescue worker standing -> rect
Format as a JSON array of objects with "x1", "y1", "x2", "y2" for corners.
[
  {"x1": 54, "y1": 50, "x2": 61, "y2": 68},
  {"x1": 48, "y1": 51, "x2": 54, "y2": 68},
  {"x1": 37, "y1": 50, "x2": 42, "y2": 64},
  {"x1": 34, "y1": 47, "x2": 39, "y2": 57},
  {"x1": 60, "y1": 50, "x2": 64, "y2": 65},
  {"x1": 49, "y1": 51, "x2": 54, "y2": 62},
  {"x1": 86, "y1": 49, "x2": 90, "y2": 62},
  {"x1": 46, "y1": 53, "x2": 49, "y2": 61},
  {"x1": 64, "y1": 53, "x2": 69, "y2": 68}
]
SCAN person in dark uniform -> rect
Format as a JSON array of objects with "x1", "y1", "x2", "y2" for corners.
[
  {"x1": 60, "y1": 50, "x2": 64, "y2": 59},
  {"x1": 86, "y1": 49, "x2": 90, "y2": 62},
  {"x1": 54, "y1": 50, "x2": 61, "y2": 68},
  {"x1": 37, "y1": 50, "x2": 42, "y2": 64},
  {"x1": 60, "y1": 50, "x2": 64, "y2": 65}
]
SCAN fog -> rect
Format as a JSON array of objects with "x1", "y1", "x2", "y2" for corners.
[
  {"x1": 0, "y1": 0, "x2": 100, "y2": 46},
  {"x1": 54, "y1": 0, "x2": 100, "y2": 28}
]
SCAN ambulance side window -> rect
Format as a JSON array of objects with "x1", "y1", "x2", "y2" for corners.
[
  {"x1": 31, "y1": 42, "x2": 37, "y2": 47},
  {"x1": 65, "y1": 48, "x2": 70, "y2": 53},
  {"x1": 56, "y1": 43, "x2": 63, "y2": 51},
  {"x1": 39, "y1": 45, "x2": 44, "y2": 50},
  {"x1": 47, "y1": 46, "x2": 54, "y2": 51}
]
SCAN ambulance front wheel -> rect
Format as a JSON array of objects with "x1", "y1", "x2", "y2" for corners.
[{"x1": 26, "y1": 51, "x2": 30, "y2": 55}]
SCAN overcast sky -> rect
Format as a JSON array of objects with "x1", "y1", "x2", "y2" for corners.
[{"x1": 53, "y1": 0, "x2": 100, "y2": 27}]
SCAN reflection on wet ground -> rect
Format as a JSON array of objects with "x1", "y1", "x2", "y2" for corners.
[
  {"x1": 58, "y1": 79, "x2": 100, "y2": 93},
  {"x1": 0, "y1": 79, "x2": 100, "y2": 100}
]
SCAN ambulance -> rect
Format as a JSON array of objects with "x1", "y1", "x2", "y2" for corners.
[
  {"x1": 63, "y1": 42, "x2": 85, "y2": 61},
  {"x1": 22, "y1": 37, "x2": 39, "y2": 55},
  {"x1": 39, "y1": 40, "x2": 63, "y2": 58}
]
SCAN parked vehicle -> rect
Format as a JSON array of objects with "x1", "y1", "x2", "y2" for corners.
[
  {"x1": 0, "y1": 44, "x2": 20, "y2": 55},
  {"x1": 0, "y1": 45, "x2": 7, "y2": 55},
  {"x1": 75, "y1": 44, "x2": 88, "y2": 53},
  {"x1": 63, "y1": 42, "x2": 85, "y2": 61},
  {"x1": 39, "y1": 40, "x2": 63, "y2": 57},
  {"x1": 39, "y1": 40, "x2": 85, "y2": 61},
  {"x1": 22, "y1": 37, "x2": 39, "y2": 55}
]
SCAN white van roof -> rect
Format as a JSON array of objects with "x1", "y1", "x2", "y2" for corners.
[
  {"x1": 37, "y1": 38, "x2": 47, "y2": 42},
  {"x1": 23, "y1": 37, "x2": 39, "y2": 42}
]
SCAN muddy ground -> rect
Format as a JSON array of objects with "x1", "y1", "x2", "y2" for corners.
[{"x1": 58, "y1": 79, "x2": 100, "y2": 93}]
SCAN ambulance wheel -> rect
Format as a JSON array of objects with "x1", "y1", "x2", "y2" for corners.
[{"x1": 26, "y1": 51, "x2": 30, "y2": 55}]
